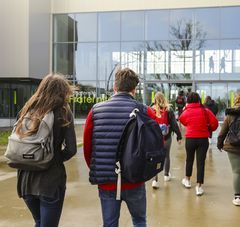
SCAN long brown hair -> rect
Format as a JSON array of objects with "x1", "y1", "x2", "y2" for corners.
[
  {"x1": 153, "y1": 92, "x2": 170, "y2": 117},
  {"x1": 16, "y1": 73, "x2": 73, "y2": 137}
]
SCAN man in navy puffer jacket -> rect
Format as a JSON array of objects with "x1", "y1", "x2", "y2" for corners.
[{"x1": 84, "y1": 68, "x2": 157, "y2": 227}]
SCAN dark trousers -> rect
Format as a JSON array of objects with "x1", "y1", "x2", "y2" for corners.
[
  {"x1": 185, "y1": 138, "x2": 209, "y2": 184},
  {"x1": 23, "y1": 187, "x2": 65, "y2": 227}
]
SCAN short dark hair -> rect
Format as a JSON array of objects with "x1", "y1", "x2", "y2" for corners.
[
  {"x1": 114, "y1": 68, "x2": 139, "y2": 92},
  {"x1": 187, "y1": 92, "x2": 201, "y2": 104}
]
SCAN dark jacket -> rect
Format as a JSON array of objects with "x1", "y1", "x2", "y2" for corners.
[
  {"x1": 166, "y1": 108, "x2": 182, "y2": 141},
  {"x1": 217, "y1": 107, "x2": 240, "y2": 155},
  {"x1": 89, "y1": 93, "x2": 141, "y2": 185},
  {"x1": 204, "y1": 100, "x2": 218, "y2": 116},
  {"x1": 17, "y1": 108, "x2": 77, "y2": 198}
]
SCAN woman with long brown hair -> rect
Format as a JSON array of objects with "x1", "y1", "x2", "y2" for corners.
[
  {"x1": 17, "y1": 74, "x2": 77, "y2": 226},
  {"x1": 152, "y1": 92, "x2": 182, "y2": 189},
  {"x1": 218, "y1": 92, "x2": 240, "y2": 206}
]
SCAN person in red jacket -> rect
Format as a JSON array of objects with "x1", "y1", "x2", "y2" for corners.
[{"x1": 179, "y1": 92, "x2": 218, "y2": 196}]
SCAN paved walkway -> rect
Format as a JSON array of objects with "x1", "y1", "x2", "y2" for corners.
[{"x1": 0, "y1": 129, "x2": 240, "y2": 227}]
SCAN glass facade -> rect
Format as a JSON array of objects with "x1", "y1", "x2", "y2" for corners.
[
  {"x1": 0, "y1": 81, "x2": 38, "y2": 119},
  {"x1": 52, "y1": 6, "x2": 240, "y2": 119}
]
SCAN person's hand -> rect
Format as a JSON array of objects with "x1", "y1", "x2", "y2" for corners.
[{"x1": 177, "y1": 139, "x2": 182, "y2": 145}]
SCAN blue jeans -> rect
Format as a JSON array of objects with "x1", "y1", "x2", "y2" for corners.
[
  {"x1": 98, "y1": 184, "x2": 146, "y2": 227},
  {"x1": 23, "y1": 187, "x2": 65, "y2": 227}
]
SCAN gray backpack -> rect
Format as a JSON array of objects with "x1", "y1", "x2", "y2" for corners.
[{"x1": 5, "y1": 111, "x2": 54, "y2": 171}]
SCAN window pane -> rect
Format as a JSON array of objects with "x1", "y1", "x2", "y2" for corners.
[
  {"x1": 72, "y1": 81, "x2": 97, "y2": 118},
  {"x1": 221, "y1": 7, "x2": 240, "y2": 38},
  {"x1": 53, "y1": 14, "x2": 75, "y2": 42},
  {"x1": 98, "y1": 12, "x2": 120, "y2": 41},
  {"x1": 53, "y1": 43, "x2": 75, "y2": 76},
  {"x1": 195, "y1": 40, "x2": 220, "y2": 80},
  {"x1": 195, "y1": 8, "x2": 220, "y2": 39},
  {"x1": 98, "y1": 42, "x2": 120, "y2": 82},
  {"x1": 0, "y1": 83, "x2": 10, "y2": 118},
  {"x1": 146, "y1": 41, "x2": 169, "y2": 80},
  {"x1": 170, "y1": 9, "x2": 194, "y2": 40},
  {"x1": 121, "y1": 11, "x2": 144, "y2": 41},
  {"x1": 75, "y1": 43, "x2": 97, "y2": 80},
  {"x1": 211, "y1": 83, "x2": 227, "y2": 120},
  {"x1": 169, "y1": 40, "x2": 193, "y2": 79},
  {"x1": 121, "y1": 42, "x2": 144, "y2": 76},
  {"x1": 220, "y1": 40, "x2": 240, "y2": 80},
  {"x1": 76, "y1": 13, "x2": 97, "y2": 42},
  {"x1": 145, "y1": 10, "x2": 169, "y2": 40},
  {"x1": 145, "y1": 83, "x2": 170, "y2": 106}
]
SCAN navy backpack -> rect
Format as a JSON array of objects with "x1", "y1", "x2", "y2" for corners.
[{"x1": 115, "y1": 105, "x2": 165, "y2": 199}]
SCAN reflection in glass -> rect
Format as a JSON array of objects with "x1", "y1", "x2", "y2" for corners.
[
  {"x1": 121, "y1": 42, "x2": 144, "y2": 76},
  {"x1": 98, "y1": 12, "x2": 120, "y2": 41},
  {"x1": 72, "y1": 81, "x2": 97, "y2": 118},
  {"x1": 196, "y1": 83, "x2": 211, "y2": 104},
  {"x1": 169, "y1": 40, "x2": 193, "y2": 79},
  {"x1": 53, "y1": 43, "x2": 75, "y2": 77},
  {"x1": 145, "y1": 83, "x2": 170, "y2": 106},
  {"x1": 170, "y1": 9, "x2": 193, "y2": 40},
  {"x1": 121, "y1": 11, "x2": 144, "y2": 41},
  {"x1": 212, "y1": 83, "x2": 227, "y2": 120},
  {"x1": 146, "y1": 41, "x2": 169, "y2": 80},
  {"x1": 195, "y1": 40, "x2": 220, "y2": 80},
  {"x1": 145, "y1": 10, "x2": 169, "y2": 40},
  {"x1": 221, "y1": 7, "x2": 240, "y2": 38},
  {"x1": 75, "y1": 13, "x2": 97, "y2": 42},
  {"x1": 195, "y1": 8, "x2": 220, "y2": 39},
  {"x1": 98, "y1": 42, "x2": 120, "y2": 82},
  {"x1": 75, "y1": 43, "x2": 97, "y2": 81},
  {"x1": 53, "y1": 14, "x2": 75, "y2": 42},
  {"x1": 220, "y1": 40, "x2": 240, "y2": 78}
]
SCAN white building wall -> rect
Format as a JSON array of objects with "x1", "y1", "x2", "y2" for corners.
[
  {"x1": 0, "y1": 0, "x2": 51, "y2": 79},
  {"x1": 29, "y1": 0, "x2": 51, "y2": 79},
  {"x1": 0, "y1": 0, "x2": 29, "y2": 78},
  {"x1": 51, "y1": 0, "x2": 240, "y2": 13}
]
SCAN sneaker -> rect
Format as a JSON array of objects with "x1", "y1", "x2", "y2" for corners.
[
  {"x1": 164, "y1": 173, "x2": 171, "y2": 182},
  {"x1": 152, "y1": 180, "x2": 160, "y2": 189},
  {"x1": 232, "y1": 196, "x2": 240, "y2": 206},
  {"x1": 182, "y1": 178, "x2": 191, "y2": 188},
  {"x1": 195, "y1": 186, "x2": 204, "y2": 196}
]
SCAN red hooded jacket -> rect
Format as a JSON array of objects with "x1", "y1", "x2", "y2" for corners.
[{"x1": 179, "y1": 103, "x2": 218, "y2": 138}]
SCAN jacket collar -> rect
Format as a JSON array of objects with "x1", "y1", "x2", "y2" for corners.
[
  {"x1": 225, "y1": 107, "x2": 240, "y2": 115},
  {"x1": 185, "y1": 103, "x2": 201, "y2": 109},
  {"x1": 112, "y1": 92, "x2": 135, "y2": 100}
]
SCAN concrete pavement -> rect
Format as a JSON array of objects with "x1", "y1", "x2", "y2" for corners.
[{"x1": 0, "y1": 130, "x2": 240, "y2": 227}]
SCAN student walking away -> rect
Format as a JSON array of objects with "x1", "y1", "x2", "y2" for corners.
[
  {"x1": 204, "y1": 96, "x2": 218, "y2": 116},
  {"x1": 16, "y1": 74, "x2": 77, "y2": 227},
  {"x1": 175, "y1": 90, "x2": 186, "y2": 119},
  {"x1": 83, "y1": 68, "x2": 160, "y2": 227},
  {"x1": 204, "y1": 96, "x2": 218, "y2": 143},
  {"x1": 151, "y1": 92, "x2": 182, "y2": 189},
  {"x1": 217, "y1": 92, "x2": 240, "y2": 206},
  {"x1": 179, "y1": 92, "x2": 218, "y2": 196}
]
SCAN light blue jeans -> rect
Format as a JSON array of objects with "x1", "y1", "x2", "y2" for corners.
[{"x1": 98, "y1": 184, "x2": 146, "y2": 227}]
